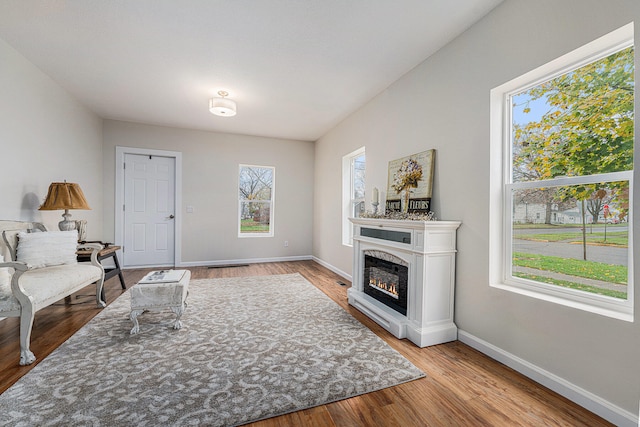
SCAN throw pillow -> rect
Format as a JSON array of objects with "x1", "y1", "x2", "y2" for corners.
[
  {"x1": 2, "y1": 228, "x2": 46, "y2": 261},
  {"x1": 16, "y1": 230, "x2": 78, "y2": 269}
]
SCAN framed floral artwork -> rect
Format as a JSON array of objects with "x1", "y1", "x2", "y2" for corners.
[{"x1": 385, "y1": 149, "x2": 435, "y2": 213}]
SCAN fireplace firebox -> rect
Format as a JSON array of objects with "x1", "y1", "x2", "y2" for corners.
[{"x1": 364, "y1": 253, "x2": 408, "y2": 315}]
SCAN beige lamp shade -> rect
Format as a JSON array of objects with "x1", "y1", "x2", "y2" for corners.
[
  {"x1": 39, "y1": 182, "x2": 90, "y2": 231},
  {"x1": 39, "y1": 182, "x2": 91, "y2": 210}
]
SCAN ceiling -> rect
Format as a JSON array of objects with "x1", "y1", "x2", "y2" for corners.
[{"x1": 0, "y1": 0, "x2": 503, "y2": 142}]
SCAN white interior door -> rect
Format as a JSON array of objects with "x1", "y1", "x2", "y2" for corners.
[{"x1": 123, "y1": 154, "x2": 176, "y2": 267}]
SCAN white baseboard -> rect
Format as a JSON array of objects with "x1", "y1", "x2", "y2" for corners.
[
  {"x1": 147, "y1": 255, "x2": 314, "y2": 269},
  {"x1": 311, "y1": 256, "x2": 352, "y2": 282},
  {"x1": 458, "y1": 330, "x2": 638, "y2": 427},
  {"x1": 178, "y1": 255, "x2": 313, "y2": 268}
]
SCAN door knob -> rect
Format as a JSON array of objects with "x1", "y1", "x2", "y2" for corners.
[{"x1": 168, "y1": 214, "x2": 175, "y2": 219}]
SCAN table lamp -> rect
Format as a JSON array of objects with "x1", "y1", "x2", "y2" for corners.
[{"x1": 39, "y1": 181, "x2": 91, "y2": 231}]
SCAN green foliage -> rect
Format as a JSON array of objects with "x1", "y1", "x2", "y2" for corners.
[
  {"x1": 511, "y1": 47, "x2": 633, "y2": 256},
  {"x1": 513, "y1": 47, "x2": 634, "y2": 183}
]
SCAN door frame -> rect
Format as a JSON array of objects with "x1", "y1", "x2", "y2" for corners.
[{"x1": 115, "y1": 146, "x2": 182, "y2": 268}]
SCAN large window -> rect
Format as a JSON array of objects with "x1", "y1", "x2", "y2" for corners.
[
  {"x1": 490, "y1": 24, "x2": 634, "y2": 320},
  {"x1": 238, "y1": 165, "x2": 274, "y2": 237},
  {"x1": 342, "y1": 147, "x2": 366, "y2": 246}
]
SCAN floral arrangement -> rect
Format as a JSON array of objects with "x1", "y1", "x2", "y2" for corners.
[
  {"x1": 391, "y1": 158, "x2": 423, "y2": 194},
  {"x1": 361, "y1": 210, "x2": 437, "y2": 221}
]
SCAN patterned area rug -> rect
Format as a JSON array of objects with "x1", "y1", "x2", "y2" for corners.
[{"x1": 0, "y1": 273, "x2": 424, "y2": 426}]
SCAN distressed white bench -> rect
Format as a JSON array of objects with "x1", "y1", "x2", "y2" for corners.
[{"x1": 0, "y1": 220, "x2": 104, "y2": 365}]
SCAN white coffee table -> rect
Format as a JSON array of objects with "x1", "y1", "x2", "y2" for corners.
[{"x1": 130, "y1": 269, "x2": 191, "y2": 334}]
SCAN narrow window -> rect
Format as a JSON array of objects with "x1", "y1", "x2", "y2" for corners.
[
  {"x1": 238, "y1": 165, "x2": 274, "y2": 237},
  {"x1": 342, "y1": 147, "x2": 366, "y2": 246}
]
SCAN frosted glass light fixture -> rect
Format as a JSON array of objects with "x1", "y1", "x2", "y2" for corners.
[{"x1": 209, "y1": 91, "x2": 237, "y2": 117}]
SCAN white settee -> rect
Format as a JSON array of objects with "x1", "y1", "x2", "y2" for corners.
[{"x1": 0, "y1": 220, "x2": 105, "y2": 365}]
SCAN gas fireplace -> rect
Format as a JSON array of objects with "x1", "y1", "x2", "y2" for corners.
[
  {"x1": 348, "y1": 217, "x2": 461, "y2": 347},
  {"x1": 364, "y1": 252, "x2": 408, "y2": 315}
]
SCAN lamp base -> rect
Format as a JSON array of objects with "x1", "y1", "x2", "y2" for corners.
[{"x1": 59, "y1": 210, "x2": 77, "y2": 231}]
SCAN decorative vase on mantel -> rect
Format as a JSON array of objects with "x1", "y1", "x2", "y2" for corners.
[{"x1": 401, "y1": 188, "x2": 411, "y2": 213}]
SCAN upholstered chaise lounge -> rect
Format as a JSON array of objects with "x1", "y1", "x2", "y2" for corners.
[{"x1": 0, "y1": 220, "x2": 105, "y2": 365}]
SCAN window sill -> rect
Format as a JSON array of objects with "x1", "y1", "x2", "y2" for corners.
[{"x1": 491, "y1": 281, "x2": 633, "y2": 322}]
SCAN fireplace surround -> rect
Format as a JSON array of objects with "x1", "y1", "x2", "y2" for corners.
[{"x1": 349, "y1": 217, "x2": 461, "y2": 347}]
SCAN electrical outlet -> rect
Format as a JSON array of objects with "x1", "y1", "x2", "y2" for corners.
[
  {"x1": 284, "y1": 240, "x2": 289, "y2": 247},
  {"x1": 186, "y1": 205, "x2": 194, "y2": 213}
]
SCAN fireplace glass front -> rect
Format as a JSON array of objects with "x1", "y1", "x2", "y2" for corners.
[{"x1": 363, "y1": 254, "x2": 408, "y2": 315}]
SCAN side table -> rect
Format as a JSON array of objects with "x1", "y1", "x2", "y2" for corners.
[{"x1": 77, "y1": 245, "x2": 126, "y2": 299}]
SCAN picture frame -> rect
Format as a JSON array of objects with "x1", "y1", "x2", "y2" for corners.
[{"x1": 385, "y1": 149, "x2": 435, "y2": 213}]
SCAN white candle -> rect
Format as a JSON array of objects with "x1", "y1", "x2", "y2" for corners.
[{"x1": 373, "y1": 187, "x2": 379, "y2": 204}]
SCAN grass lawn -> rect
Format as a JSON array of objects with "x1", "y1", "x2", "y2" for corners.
[
  {"x1": 513, "y1": 223, "x2": 626, "y2": 229},
  {"x1": 240, "y1": 219, "x2": 270, "y2": 233},
  {"x1": 513, "y1": 272, "x2": 627, "y2": 299},
  {"x1": 513, "y1": 252, "x2": 627, "y2": 284},
  {"x1": 515, "y1": 231, "x2": 628, "y2": 246}
]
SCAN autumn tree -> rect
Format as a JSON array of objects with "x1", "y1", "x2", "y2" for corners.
[
  {"x1": 513, "y1": 46, "x2": 633, "y2": 211},
  {"x1": 514, "y1": 46, "x2": 633, "y2": 181},
  {"x1": 586, "y1": 189, "x2": 606, "y2": 224},
  {"x1": 512, "y1": 46, "x2": 633, "y2": 257}
]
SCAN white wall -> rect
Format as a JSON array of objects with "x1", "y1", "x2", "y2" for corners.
[
  {"x1": 0, "y1": 38, "x2": 103, "y2": 236},
  {"x1": 313, "y1": 0, "x2": 640, "y2": 422},
  {"x1": 103, "y1": 120, "x2": 314, "y2": 265}
]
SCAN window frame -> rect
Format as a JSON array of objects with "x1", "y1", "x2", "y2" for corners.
[
  {"x1": 342, "y1": 147, "x2": 366, "y2": 246},
  {"x1": 238, "y1": 164, "x2": 275, "y2": 238},
  {"x1": 489, "y1": 23, "x2": 634, "y2": 321}
]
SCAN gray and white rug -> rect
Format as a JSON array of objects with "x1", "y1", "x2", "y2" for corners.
[{"x1": 0, "y1": 273, "x2": 424, "y2": 426}]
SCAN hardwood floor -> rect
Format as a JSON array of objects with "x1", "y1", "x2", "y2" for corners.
[{"x1": 0, "y1": 260, "x2": 612, "y2": 426}]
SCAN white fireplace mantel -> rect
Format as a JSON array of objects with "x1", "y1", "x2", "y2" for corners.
[{"x1": 348, "y1": 217, "x2": 461, "y2": 347}]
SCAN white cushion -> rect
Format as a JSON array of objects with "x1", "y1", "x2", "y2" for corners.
[
  {"x1": 0, "y1": 264, "x2": 102, "y2": 313},
  {"x1": 16, "y1": 230, "x2": 78, "y2": 269}
]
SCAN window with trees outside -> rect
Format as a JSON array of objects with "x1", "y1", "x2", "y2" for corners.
[
  {"x1": 490, "y1": 24, "x2": 634, "y2": 320},
  {"x1": 342, "y1": 147, "x2": 365, "y2": 246},
  {"x1": 239, "y1": 165, "x2": 274, "y2": 237}
]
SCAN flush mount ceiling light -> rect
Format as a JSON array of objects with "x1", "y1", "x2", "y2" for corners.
[{"x1": 209, "y1": 90, "x2": 237, "y2": 117}]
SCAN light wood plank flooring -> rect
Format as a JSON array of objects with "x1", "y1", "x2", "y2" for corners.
[{"x1": 0, "y1": 260, "x2": 613, "y2": 426}]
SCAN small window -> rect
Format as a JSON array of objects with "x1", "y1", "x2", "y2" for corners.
[
  {"x1": 490, "y1": 24, "x2": 634, "y2": 320},
  {"x1": 238, "y1": 165, "x2": 274, "y2": 237},
  {"x1": 342, "y1": 147, "x2": 366, "y2": 246}
]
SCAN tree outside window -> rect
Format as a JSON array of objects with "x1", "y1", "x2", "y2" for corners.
[
  {"x1": 342, "y1": 147, "x2": 365, "y2": 246},
  {"x1": 491, "y1": 24, "x2": 634, "y2": 319},
  {"x1": 239, "y1": 165, "x2": 274, "y2": 236},
  {"x1": 352, "y1": 153, "x2": 366, "y2": 217},
  {"x1": 509, "y1": 45, "x2": 633, "y2": 301}
]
